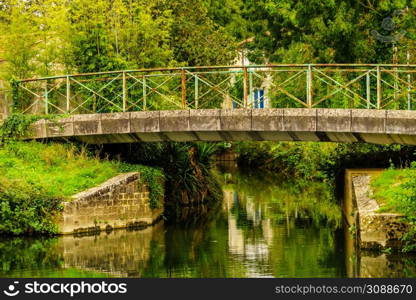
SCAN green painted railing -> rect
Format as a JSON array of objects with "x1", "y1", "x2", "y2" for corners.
[{"x1": 14, "y1": 64, "x2": 416, "y2": 114}]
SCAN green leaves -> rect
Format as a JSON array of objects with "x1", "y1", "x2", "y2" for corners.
[
  {"x1": 0, "y1": 178, "x2": 61, "y2": 235},
  {"x1": 0, "y1": 113, "x2": 63, "y2": 145}
]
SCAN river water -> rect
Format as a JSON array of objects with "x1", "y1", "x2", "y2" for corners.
[{"x1": 0, "y1": 165, "x2": 415, "y2": 278}]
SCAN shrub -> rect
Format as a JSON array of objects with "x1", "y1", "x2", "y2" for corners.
[{"x1": 0, "y1": 179, "x2": 62, "y2": 235}]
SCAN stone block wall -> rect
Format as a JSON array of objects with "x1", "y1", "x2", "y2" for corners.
[
  {"x1": 56, "y1": 172, "x2": 163, "y2": 234},
  {"x1": 359, "y1": 213, "x2": 408, "y2": 249},
  {"x1": 348, "y1": 171, "x2": 408, "y2": 250}
]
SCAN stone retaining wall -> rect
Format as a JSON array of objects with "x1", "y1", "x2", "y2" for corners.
[
  {"x1": 55, "y1": 172, "x2": 163, "y2": 234},
  {"x1": 346, "y1": 170, "x2": 408, "y2": 250}
]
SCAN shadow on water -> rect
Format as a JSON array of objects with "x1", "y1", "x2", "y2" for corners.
[{"x1": 0, "y1": 165, "x2": 415, "y2": 278}]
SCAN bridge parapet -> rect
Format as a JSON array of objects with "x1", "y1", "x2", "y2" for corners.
[
  {"x1": 15, "y1": 64, "x2": 416, "y2": 114},
  {"x1": 28, "y1": 108, "x2": 416, "y2": 145}
]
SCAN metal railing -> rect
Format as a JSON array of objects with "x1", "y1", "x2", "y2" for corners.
[{"x1": 14, "y1": 64, "x2": 416, "y2": 115}]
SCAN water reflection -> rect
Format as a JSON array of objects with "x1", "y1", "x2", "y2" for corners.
[{"x1": 0, "y1": 167, "x2": 415, "y2": 278}]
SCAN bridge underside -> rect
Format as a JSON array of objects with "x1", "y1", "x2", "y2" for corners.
[{"x1": 29, "y1": 109, "x2": 416, "y2": 145}]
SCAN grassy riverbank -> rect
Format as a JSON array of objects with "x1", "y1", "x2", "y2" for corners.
[
  {"x1": 0, "y1": 141, "x2": 163, "y2": 235},
  {"x1": 371, "y1": 168, "x2": 416, "y2": 215},
  {"x1": 371, "y1": 168, "x2": 416, "y2": 252}
]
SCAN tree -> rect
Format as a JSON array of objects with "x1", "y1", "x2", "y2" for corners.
[
  {"x1": 238, "y1": 0, "x2": 416, "y2": 64},
  {"x1": 0, "y1": 0, "x2": 70, "y2": 79},
  {"x1": 168, "y1": 0, "x2": 237, "y2": 66}
]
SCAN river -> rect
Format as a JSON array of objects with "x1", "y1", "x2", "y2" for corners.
[{"x1": 0, "y1": 165, "x2": 415, "y2": 278}]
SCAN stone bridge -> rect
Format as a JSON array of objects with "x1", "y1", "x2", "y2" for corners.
[{"x1": 29, "y1": 108, "x2": 416, "y2": 145}]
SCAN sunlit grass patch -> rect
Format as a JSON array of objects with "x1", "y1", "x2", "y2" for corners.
[{"x1": 371, "y1": 168, "x2": 415, "y2": 214}]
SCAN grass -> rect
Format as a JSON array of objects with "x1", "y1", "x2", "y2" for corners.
[
  {"x1": 371, "y1": 167, "x2": 416, "y2": 252},
  {"x1": 0, "y1": 141, "x2": 164, "y2": 235},
  {"x1": 0, "y1": 141, "x2": 163, "y2": 200},
  {"x1": 371, "y1": 168, "x2": 415, "y2": 214},
  {"x1": 0, "y1": 142, "x2": 120, "y2": 198}
]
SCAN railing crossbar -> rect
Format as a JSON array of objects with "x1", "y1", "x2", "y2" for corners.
[{"x1": 15, "y1": 64, "x2": 416, "y2": 114}]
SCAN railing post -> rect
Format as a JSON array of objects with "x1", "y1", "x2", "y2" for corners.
[
  {"x1": 181, "y1": 69, "x2": 187, "y2": 109},
  {"x1": 394, "y1": 66, "x2": 398, "y2": 104},
  {"x1": 376, "y1": 66, "x2": 381, "y2": 109},
  {"x1": 249, "y1": 68, "x2": 253, "y2": 108},
  {"x1": 366, "y1": 72, "x2": 371, "y2": 109},
  {"x1": 408, "y1": 71, "x2": 412, "y2": 110},
  {"x1": 66, "y1": 76, "x2": 70, "y2": 113},
  {"x1": 143, "y1": 75, "x2": 147, "y2": 111},
  {"x1": 44, "y1": 80, "x2": 48, "y2": 115},
  {"x1": 243, "y1": 67, "x2": 248, "y2": 108},
  {"x1": 122, "y1": 71, "x2": 127, "y2": 112},
  {"x1": 407, "y1": 52, "x2": 411, "y2": 110},
  {"x1": 307, "y1": 64, "x2": 313, "y2": 108},
  {"x1": 93, "y1": 94, "x2": 97, "y2": 113},
  {"x1": 195, "y1": 74, "x2": 199, "y2": 109}
]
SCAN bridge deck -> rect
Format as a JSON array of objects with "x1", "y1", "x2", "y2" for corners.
[{"x1": 29, "y1": 108, "x2": 416, "y2": 145}]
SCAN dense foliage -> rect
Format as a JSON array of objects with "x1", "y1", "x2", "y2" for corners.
[
  {"x1": 239, "y1": 0, "x2": 416, "y2": 64},
  {"x1": 1, "y1": 0, "x2": 415, "y2": 81},
  {"x1": 0, "y1": 0, "x2": 237, "y2": 79},
  {"x1": 236, "y1": 141, "x2": 416, "y2": 183}
]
